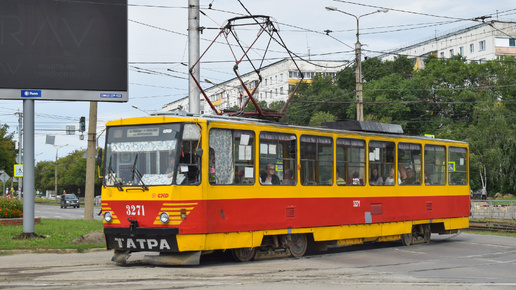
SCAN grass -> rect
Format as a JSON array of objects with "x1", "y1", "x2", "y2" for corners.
[
  {"x1": 0, "y1": 219, "x2": 104, "y2": 252},
  {"x1": 34, "y1": 198, "x2": 61, "y2": 205}
]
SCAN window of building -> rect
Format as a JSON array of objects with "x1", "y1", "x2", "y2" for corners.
[
  {"x1": 448, "y1": 146, "x2": 468, "y2": 185},
  {"x1": 275, "y1": 75, "x2": 277, "y2": 84},
  {"x1": 424, "y1": 145, "x2": 446, "y2": 185},
  {"x1": 280, "y1": 87, "x2": 284, "y2": 96},
  {"x1": 459, "y1": 46, "x2": 464, "y2": 55},
  {"x1": 275, "y1": 88, "x2": 278, "y2": 96},
  {"x1": 259, "y1": 132, "x2": 297, "y2": 185},
  {"x1": 479, "y1": 40, "x2": 486, "y2": 51},
  {"x1": 440, "y1": 52, "x2": 445, "y2": 58},
  {"x1": 208, "y1": 129, "x2": 255, "y2": 185},
  {"x1": 398, "y1": 143, "x2": 422, "y2": 185},
  {"x1": 337, "y1": 138, "x2": 365, "y2": 186},
  {"x1": 470, "y1": 43, "x2": 474, "y2": 53},
  {"x1": 280, "y1": 73, "x2": 283, "y2": 82},
  {"x1": 368, "y1": 141, "x2": 395, "y2": 186},
  {"x1": 300, "y1": 135, "x2": 333, "y2": 185},
  {"x1": 510, "y1": 38, "x2": 515, "y2": 47},
  {"x1": 449, "y1": 49, "x2": 454, "y2": 56},
  {"x1": 264, "y1": 78, "x2": 268, "y2": 86}
]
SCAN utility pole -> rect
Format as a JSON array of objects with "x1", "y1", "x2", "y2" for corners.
[
  {"x1": 325, "y1": 7, "x2": 388, "y2": 121},
  {"x1": 84, "y1": 102, "x2": 97, "y2": 220},
  {"x1": 188, "y1": 0, "x2": 200, "y2": 114}
]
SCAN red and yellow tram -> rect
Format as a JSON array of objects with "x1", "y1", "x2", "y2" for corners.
[{"x1": 100, "y1": 114, "x2": 469, "y2": 265}]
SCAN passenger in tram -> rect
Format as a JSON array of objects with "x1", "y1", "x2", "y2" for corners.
[
  {"x1": 398, "y1": 167, "x2": 407, "y2": 184},
  {"x1": 336, "y1": 169, "x2": 346, "y2": 185},
  {"x1": 370, "y1": 168, "x2": 383, "y2": 185},
  {"x1": 384, "y1": 167, "x2": 395, "y2": 185},
  {"x1": 348, "y1": 171, "x2": 362, "y2": 185},
  {"x1": 403, "y1": 167, "x2": 416, "y2": 185},
  {"x1": 260, "y1": 163, "x2": 280, "y2": 185},
  {"x1": 424, "y1": 173, "x2": 432, "y2": 185},
  {"x1": 283, "y1": 169, "x2": 295, "y2": 185}
]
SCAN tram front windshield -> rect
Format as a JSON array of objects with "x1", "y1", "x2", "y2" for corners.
[{"x1": 104, "y1": 123, "x2": 182, "y2": 187}]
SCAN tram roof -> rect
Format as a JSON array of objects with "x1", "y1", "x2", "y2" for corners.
[{"x1": 120, "y1": 112, "x2": 467, "y2": 145}]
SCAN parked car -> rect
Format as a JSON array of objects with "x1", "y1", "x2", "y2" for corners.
[{"x1": 60, "y1": 193, "x2": 80, "y2": 208}]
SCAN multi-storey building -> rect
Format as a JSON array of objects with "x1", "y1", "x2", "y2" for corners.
[
  {"x1": 163, "y1": 58, "x2": 348, "y2": 114},
  {"x1": 381, "y1": 21, "x2": 516, "y2": 68}
]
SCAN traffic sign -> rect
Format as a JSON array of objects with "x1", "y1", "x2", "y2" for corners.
[{"x1": 0, "y1": 172, "x2": 9, "y2": 183}]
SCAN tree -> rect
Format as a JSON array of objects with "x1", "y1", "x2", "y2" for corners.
[
  {"x1": 309, "y1": 111, "x2": 337, "y2": 127},
  {"x1": 0, "y1": 124, "x2": 16, "y2": 177}
]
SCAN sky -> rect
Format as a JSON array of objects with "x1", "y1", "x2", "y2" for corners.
[{"x1": 1, "y1": 0, "x2": 515, "y2": 163}]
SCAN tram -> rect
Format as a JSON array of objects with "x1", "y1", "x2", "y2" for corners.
[{"x1": 99, "y1": 114, "x2": 469, "y2": 265}]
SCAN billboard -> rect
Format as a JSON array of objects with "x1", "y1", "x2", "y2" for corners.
[{"x1": 0, "y1": 0, "x2": 128, "y2": 101}]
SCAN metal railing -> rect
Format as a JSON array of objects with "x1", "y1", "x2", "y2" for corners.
[{"x1": 471, "y1": 200, "x2": 516, "y2": 220}]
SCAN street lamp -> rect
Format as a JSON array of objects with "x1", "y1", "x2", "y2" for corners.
[
  {"x1": 54, "y1": 144, "x2": 68, "y2": 200},
  {"x1": 325, "y1": 6, "x2": 388, "y2": 121}
]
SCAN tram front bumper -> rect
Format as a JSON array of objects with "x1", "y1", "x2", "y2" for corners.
[{"x1": 104, "y1": 227, "x2": 179, "y2": 252}]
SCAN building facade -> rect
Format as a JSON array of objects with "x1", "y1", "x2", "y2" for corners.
[
  {"x1": 381, "y1": 21, "x2": 516, "y2": 67},
  {"x1": 163, "y1": 59, "x2": 349, "y2": 115}
]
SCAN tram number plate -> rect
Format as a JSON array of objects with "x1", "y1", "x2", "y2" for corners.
[
  {"x1": 353, "y1": 200, "x2": 360, "y2": 207},
  {"x1": 126, "y1": 205, "x2": 145, "y2": 216}
]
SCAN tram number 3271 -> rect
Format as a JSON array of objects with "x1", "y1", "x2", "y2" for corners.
[{"x1": 126, "y1": 205, "x2": 146, "y2": 216}]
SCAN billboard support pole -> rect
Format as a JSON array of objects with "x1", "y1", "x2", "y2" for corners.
[
  {"x1": 22, "y1": 100, "x2": 35, "y2": 235},
  {"x1": 84, "y1": 102, "x2": 97, "y2": 220}
]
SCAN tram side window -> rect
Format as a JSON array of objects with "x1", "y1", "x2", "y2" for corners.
[
  {"x1": 300, "y1": 135, "x2": 333, "y2": 185},
  {"x1": 424, "y1": 145, "x2": 446, "y2": 185},
  {"x1": 336, "y1": 138, "x2": 365, "y2": 186},
  {"x1": 368, "y1": 141, "x2": 395, "y2": 186},
  {"x1": 259, "y1": 132, "x2": 297, "y2": 185},
  {"x1": 398, "y1": 143, "x2": 422, "y2": 186},
  {"x1": 209, "y1": 128, "x2": 255, "y2": 185},
  {"x1": 177, "y1": 123, "x2": 202, "y2": 185},
  {"x1": 448, "y1": 146, "x2": 468, "y2": 185}
]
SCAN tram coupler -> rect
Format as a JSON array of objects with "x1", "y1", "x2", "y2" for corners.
[{"x1": 142, "y1": 251, "x2": 201, "y2": 266}]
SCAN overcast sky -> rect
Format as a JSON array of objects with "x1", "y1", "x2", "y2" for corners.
[{"x1": 1, "y1": 0, "x2": 515, "y2": 162}]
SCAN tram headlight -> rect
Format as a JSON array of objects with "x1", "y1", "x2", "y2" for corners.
[
  {"x1": 160, "y1": 212, "x2": 169, "y2": 224},
  {"x1": 104, "y1": 212, "x2": 113, "y2": 223}
]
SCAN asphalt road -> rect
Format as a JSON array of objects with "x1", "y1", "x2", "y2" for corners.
[
  {"x1": 0, "y1": 232, "x2": 515, "y2": 289},
  {"x1": 35, "y1": 203, "x2": 102, "y2": 220}
]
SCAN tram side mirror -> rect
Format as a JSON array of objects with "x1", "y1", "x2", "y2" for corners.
[
  {"x1": 97, "y1": 148, "x2": 103, "y2": 167},
  {"x1": 195, "y1": 148, "x2": 203, "y2": 158}
]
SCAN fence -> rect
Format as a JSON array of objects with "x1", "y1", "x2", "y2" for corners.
[{"x1": 471, "y1": 200, "x2": 516, "y2": 220}]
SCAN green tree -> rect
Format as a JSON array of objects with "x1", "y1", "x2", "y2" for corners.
[
  {"x1": 0, "y1": 124, "x2": 16, "y2": 178},
  {"x1": 309, "y1": 111, "x2": 337, "y2": 127}
]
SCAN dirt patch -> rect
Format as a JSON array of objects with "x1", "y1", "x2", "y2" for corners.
[{"x1": 72, "y1": 231, "x2": 105, "y2": 245}]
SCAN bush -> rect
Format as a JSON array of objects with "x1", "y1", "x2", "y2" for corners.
[{"x1": 0, "y1": 196, "x2": 23, "y2": 218}]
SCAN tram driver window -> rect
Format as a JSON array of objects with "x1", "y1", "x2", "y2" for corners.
[
  {"x1": 177, "y1": 123, "x2": 202, "y2": 185},
  {"x1": 336, "y1": 138, "x2": 365, "y2": 186},
  {"x1": 209, "y1": 128, "x2": 255, "y2": 185},
  {"x1": 368, "y1": 141, "x2": 395, "y2": 186},
  {"x1": 448, "y1": 146, "x2": 468, "y2": 185},
  {"x1": 300, "y1": 135, "x2": 333, "y2": 186},
  {"x1": 259, "y1": 132, "x2": 297, "y2": 185},
  {"x1": 398, "y1": 143, "x2": 422, "y2": 186}
]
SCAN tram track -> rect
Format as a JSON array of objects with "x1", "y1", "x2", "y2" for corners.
[{"x1": 467, "y1": 221, "x2": 516, "y2": 233}]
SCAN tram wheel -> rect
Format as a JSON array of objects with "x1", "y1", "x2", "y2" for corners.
[
  {"x1": 289, "y1": 234, "x2": 308, "y2": 258},
  {"x1": 401, "y1": 232, "x2": 413, "y2": 246},
  {"x1": 231, "y1": 247, "x2": 256, "y2": 262}
]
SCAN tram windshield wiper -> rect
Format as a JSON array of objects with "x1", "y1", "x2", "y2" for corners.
[{"x1": 130, "y1": 154, "x2": 149, "y2": 191}]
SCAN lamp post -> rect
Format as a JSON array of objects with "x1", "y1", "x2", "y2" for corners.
[
  {"x1": 325, "y1": 6, "x2": 388, "y2": 121},
  {"x1": 54, "y1": 144, "x2": 68, "y2": 200}
]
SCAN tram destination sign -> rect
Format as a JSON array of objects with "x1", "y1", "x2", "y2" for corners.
[{"x1": 0, "y1": 0, "x2": 128, "y2": 102}]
